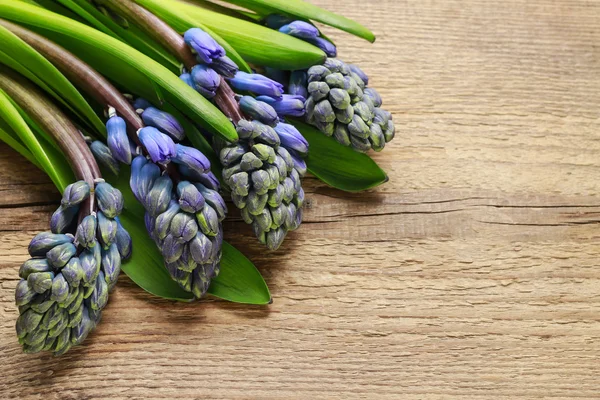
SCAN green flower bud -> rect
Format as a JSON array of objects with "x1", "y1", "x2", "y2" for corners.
[
  {"x1": 329, "y1": 88, "x2": 351, "y2": 109},
  {"x1": 240, "y1": 152, "x2": 263, "y2": 172}
]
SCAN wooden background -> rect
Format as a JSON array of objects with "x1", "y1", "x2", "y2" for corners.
[{"x1": 2, "y1": 0, "x2": 600, "y2": 398}]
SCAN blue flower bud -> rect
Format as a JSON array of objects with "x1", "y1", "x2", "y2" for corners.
[
  {"x1": 141, "y1": 107, "x2": 185, "y2": 141},
  {"x1": 253, "y1": 122, "x2": 281, "y2": 146},
  {"x1": 144, "y1": 212, "x2": 156, "y2": 240},
  {"x1": 115, "y1": 219, "x2": 132, "y2": 260},
  {"x1": 139, "y1": 127, "x2": 177, "y2": 164},
  {"x1": 212, "y1": 56, "x2": 239, "y2": 78},
  {"x1": 228, "y1": 71, "x2": 284, "y2": 99},
  {"x1": 195, "y1": 184, "x2": 227, "y2": 220},
  {"x1": 266, "y1": 227, "x2": 286, "y2": 250},
  {"x1": 274, "y1": 123, "x2": 309, "y2": 155},
  {"x1": 90, "y1": 140, "x2": 119, "y2": 175},
  {"x1": 130, "y1": 156, "x2": 161, "y2": 204},
  {"x1": 61, "y1": 257, "x2": 83, "y2": 286},
  {"x1": 334, "y1": 123, "x2": 352, "y2": 146},
  {"x1": 289, "y1": 150, "x2": 308, "y2": 177},
  {"x1": 154, "y1": 200, "x2": 180, "y2": 241},
  {"x1": 307, "y1": 65, "x2": 331, "y2": 83},
  {"x1": 95, "y1": 182, "x2": 124, "y2": 218},
  {"x1": 15, "y1": 279, "x2": 36, "y2": 306},
  {"x1": 196, "y1": 205, "x2": 220, "y2": 236},
  {"x1": 106, "y1": 115, "x2": 132, "y2": 164},
  {"x1": 350, "y1": 64, "x2": 369, "y2": 86},
  {"x1": 75, "y1": 215, "x2": 97, "y2": 249},
  {"x1": 308, "y1": 81, "x2": 330, "y2": 101},
  {"x1": 19, "y1": 258, "x2": 51, "y2": 279},
  {"x1": 27, "y1": 271, "x2": 54, "y2": 294},
  {"x1": 364, "y1": 88, "x2": 382, "y2": 108},
  {"x1": 71, "y1": 308, "x2": 94, "y2": 346},
  {"x1": 172, "y1": 144, "x2": 211, "y2": 175},
  {"x1": 46, "y1": 242, "x2": 76, "y2": 268},
  {"x1": 229, "y1": 172, "x2": 249, "y2": 196},
  {"x1": 97, "y1": 211, "x2": 118, "y2": 249},
  {"x1": 239, "y1": 96, "x2": 279, "y2": 127},
  {"x1": 219, "y1": 144, "x2": 246, "y2": 167},
  {"x1": 306, "y1": 37, "x2": 337, "y2": 57},
  {"x1": 196, "y1": 171, "x2": 221, "y2": 191},
  {"x1": 101, "y1": 243, "x2": 121, "y2": 289},
  {"x1": 324, "y1": 58, "x2": 349, "y2": 75},
  {"x1": 279, "y1": 21, "x2": 319, "y2": 39},
  {"x1": 314, "y1": 100, "x2": 336, "y2": 123},
  {"x1": 191, "y1": 268, "x2": 211, "y2": 298},
  {"x1": 191, "y1": 64, "x2": 221, "y2": 99},
  {"x1": 189, "y1": 233, "x2": 212, "y2": 264},
  {"x1": 161, "y1": 234, "x2": 184, "y2": 264},
  {"x1": 265, "y1": 14, "x2": 293, "y2": 29},
  {"x1": 183, "y1": 28, "x2": 225, "y2": 64},
  {"x1": 80, "y1": 247, "x2": 100, "y2": 286},
  {"x1": 61, "y1": 181, "x2": 90, "y2": 208},
  {"x1": 50, "y1": 205, "x2": 78, "y2": 234},
  {"x1": 146, "y1": 175, "x2": 173, "y2": 217},
  {"x1": 28, "y1": 232, "x2": 73, "y2": 257},
  {"x1": 170, "y1": 213, "x2": 198, "y2": 244},
  {"x1": 51, "y1": 273, "x2": 69, "y2": 303},
  {"x1": 133, "y1": 98, "x2": 152, "y2": 111},
  {"x1": 177, "y1": 181, "x2": 205, "y2": 213},
  {"x1": 17, "y1": 308, "x2": 43, "y2": 334},
  {"x1": 90, "y1": 271, "x2": 109, "y2": 311},
  {"x1": 179, "y1": 72, "x2": 195, "y2": 89},
  {"x1": 256, "y1": 95, "x2": 306, "y2": 117},
  {"x1": 287, "y1": 74, "x2": 307, "y2": 103}
]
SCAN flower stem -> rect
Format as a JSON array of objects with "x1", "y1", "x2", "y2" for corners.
[
  {"x1": 102, "y1": 0, "x2": 197, "y2": 71},
  {"x1": 0, "y1": 18, "x2": 144, "y2": 136}
]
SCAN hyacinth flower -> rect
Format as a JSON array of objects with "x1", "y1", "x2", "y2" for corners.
[
  {"x1": 262, "y1": 16, "x2": 395, "y2": 152},
  {"x1": 176, "y1": 28, "x2": 309, "y2": 250},
  {"x1": 104, "y1": 102, "x2": 226, "y2": 298},
  {"x1": 0, "y1": 72, "x2": 131, "y2": 355}
]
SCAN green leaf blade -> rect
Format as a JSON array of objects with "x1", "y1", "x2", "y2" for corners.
[
  {"x1": 292, "y1": 120, "x2": 388, "y2": 192},
  {"x1": 136, "y1": 0, "x2": 326, "y2": 70},
  {"x1": 223, "y1": 0, "x2": 376, "y2": 42}
]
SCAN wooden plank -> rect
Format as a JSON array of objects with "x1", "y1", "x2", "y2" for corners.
[{"x1": 2, "y1": 0, "x2": 600, "y2": 398}]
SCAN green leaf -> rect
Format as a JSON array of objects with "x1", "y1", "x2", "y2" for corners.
[
  {"x1": 0, "y1": 87, "x2": 73, "y2": 190},
  {"x1": 223, "y1": 0, "x2": 376, "y2": 42},
  {"x1": 0, "y1": 117, "x2": 42, "y2": 168},
  {"x1": 0, "y1": 1, "x2": 238, "y2": 142},
  {"x1": 136, "y1": 0, "x2": 326, "y2": 70},
  {"x1": 292, "y1": 120, "x2": 388, "y2": 192},
  {"x1": 0, "y1": 24, "x2": 106, "y2": 135},
  {"x1": 57, "y1": 0, "x2": 180, "y2": 73},
  {"x1": 209, "y1": 242, "x2": 271, "y2": 304}
]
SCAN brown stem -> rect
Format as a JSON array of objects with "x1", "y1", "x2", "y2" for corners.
[
  {"x1": 0, "y1": 70, "x2": 101, "y2": 218},
  {"x1": 102, "y1": 0, "x2": 197, "y2": 71},
  {"x1": 213, "y1": 77, "x2": 245, "y2": 124},
  {"x1": 0, "y1": 19, "x2": 143, "y2": 137}
]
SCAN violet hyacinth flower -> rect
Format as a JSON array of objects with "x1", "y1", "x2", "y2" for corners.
[
  {"x1": 239, "y1": 96, "x2": 279, "y2": 127},
  {"x1": 274, "y1": 123, "x2": 309, "y2": 155},
  {"x1": 306, "y1": 37, "x2": 337, "y2": 57},
  {"x1": 279, "y1": 21, "x2": 319, "y2": 39},
  {"x1": 256, "y1": 95, "x2": 306, "y2": 117},
  {"x1": 228, "y1": 71, "x2": 284, "y2": 99},
  {"x1": 141, "y1": 107, "x2": 185, "y2": 141},
  {"x1": 138, "y1": 126, "x2": 176, "y2": 164},
  {"x1": 106, "y1": 112, "x2": 132, "y2": 164},
  {"x1": 172, "y1": 144, "x2": 211, "y2": 175},
  {"x1": 211, "y1": 56, "x2": 239, "y2": 78},
  {"x1": 183, "y1": 28, "x2": 225, "y2": 64},
  {"x1": 191, "y1": 65, "x2": 221, "y2": 99}
]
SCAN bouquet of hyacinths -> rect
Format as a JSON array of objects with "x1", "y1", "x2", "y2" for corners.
[{"x1": 0, "y1": 0, "x2": 395, "y2": 355}]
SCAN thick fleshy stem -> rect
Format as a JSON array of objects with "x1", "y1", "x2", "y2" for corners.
[
  {"x1": 0, "y1": 19, "x2": 143, "y2": 136},
  {"x1": 101, "y1": 0, "x2": 197, "y2": 71}
]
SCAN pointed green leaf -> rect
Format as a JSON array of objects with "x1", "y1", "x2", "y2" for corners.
[
  {"x1": 135, "y1": 0, "x2": 326, "y2": 70},
  {"x1": 0, "y1": 87, "x2": 73, "y2": 190},
  {"x1": 0, "y1": 1, "x2": 238, "y2": 142},
  {"x1": 209, "y1": 242, "x2": 271, "y2": 304},
  {"x1": 223, "y1": 0, "x2": 376, "y2": 42},
  {"x1": 291, "y1": 120, "x2": 388, "y2": 192},
  {"x1": 0, "y1": 24, "x2": 106, "y2": 135}
]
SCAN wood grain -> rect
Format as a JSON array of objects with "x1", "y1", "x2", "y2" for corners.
[{"x1": 2, "y1": 0, "x2": 600, "y2": 398}]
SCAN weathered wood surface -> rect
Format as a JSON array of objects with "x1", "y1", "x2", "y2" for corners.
[{"x1": 2, "y1": 0, "x2": 600, "y2": 398}]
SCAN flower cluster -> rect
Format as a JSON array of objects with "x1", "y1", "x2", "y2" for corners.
[
  {"x1": 182, "y1": 28, "x2": 309, "y2": 249},
  {"x1": 15, "y1": 180, "x2": 130, "y2": 355},
  {"x1": 101, "y1": 104, "x2": 226, "y2": 299}
]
